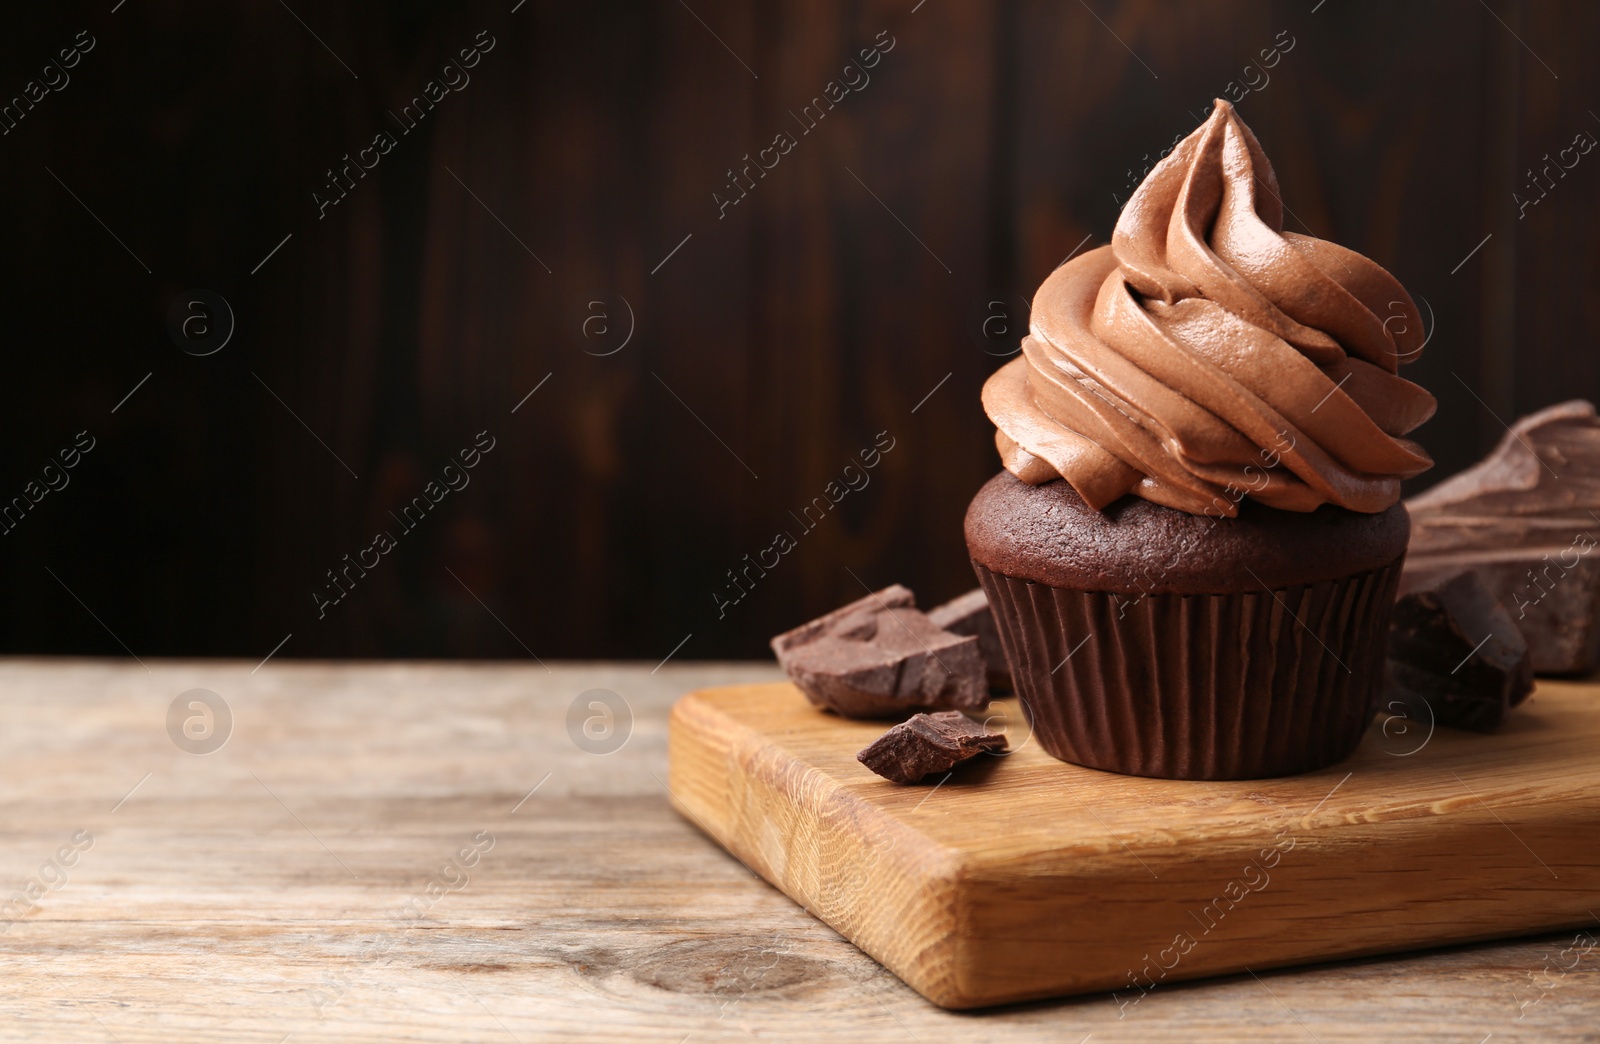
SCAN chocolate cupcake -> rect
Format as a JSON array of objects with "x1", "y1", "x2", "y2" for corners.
[{"x1": 969, "y1": 100, "x2": 1436, "y2": 780}]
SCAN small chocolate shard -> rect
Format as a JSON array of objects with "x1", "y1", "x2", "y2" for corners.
[
  {"x1": 1406, "y1": 400, "x2": 1600, "y2": 674},
  {"x1": 771, "y1": 585, "x2": 986, "y2": 718},
  {"x1": 926, "y1": 588, "x2": 1013, "y2": 691},
  {"x1": 857, "y1": 710, "x2": 1008, "y2": 784},
  {"x1": 1384, "y1": 570, "x2": 1534, "y2": 732}
]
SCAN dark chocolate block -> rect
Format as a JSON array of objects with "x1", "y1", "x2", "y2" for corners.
[
  {"x1": 1406, "y1": 400, "x2": 1600, "y2": 674},
  {"x1": 1384, "y1": 570, "x2": 1534, "y2": 732},
  {"x1": 927, "y1": 588, "x2": 1013, "y2": 691},
  {"x1": 770, "y1": 586, "x2": 986, "y2": 718},
  {"x1": 856, "y1": 710, "x2": 1008, "y2": 784}
]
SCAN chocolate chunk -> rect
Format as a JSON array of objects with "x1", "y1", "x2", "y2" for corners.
[
  {"x1": 856, "y1": 710, "x2": 1008, "y2": 784},
  {"x1": 771, "y1": 585, "x2": 986, "y2": 718},
  {"x1": 1384, "y1": 571, "x2": 1534, "y2": 732},
  {"x1": 927, "y1": 588, "x2": 1013, "y2": 691},
  {"x1": 1406, "y1": 400, "x2": 1600, "y2": 674}
]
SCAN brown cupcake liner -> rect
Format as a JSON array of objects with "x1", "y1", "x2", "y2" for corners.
[{"x1": 973, "y1": 558, "x2": 1404, "y2": 780}]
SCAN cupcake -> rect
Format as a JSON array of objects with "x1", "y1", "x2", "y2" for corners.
[{"x1": 968, "y1": 99, "x2": 1436, "y2": 780}]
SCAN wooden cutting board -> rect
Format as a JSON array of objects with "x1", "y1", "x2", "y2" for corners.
[{"x1": 667, "y1": 680, "x2": 1600, "y2": 1009}]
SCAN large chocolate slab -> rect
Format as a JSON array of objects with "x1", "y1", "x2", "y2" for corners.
[
  {"x1": 1406, "y1": 400, "x2": 1600, "y2": 674},
  {"x1": 1385, "y1": 571, "x2": 1534, "y2": 732},
  {"x1": 926, "y1": 587, "x2": 1012, "y2": 691},
  {"x1": 770, "y1": 585, "x2": 986, "y2": 718},
  {"x1": 1402, "y1": 552, "x2": 1600, "y2": 675}
]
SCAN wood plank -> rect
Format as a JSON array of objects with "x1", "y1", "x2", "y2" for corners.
[
  {"x1": 669, "y1": 679, "x2": 1600, "y2": 1009},
  {"x1": 3, "y1": 659, "x2": 1600, "y2": 1040}
]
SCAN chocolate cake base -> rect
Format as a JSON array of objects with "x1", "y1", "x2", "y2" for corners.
[
  {"x1": 974, "y1": 559, "x2": 1402, "y2": 779},
  {"x1": 966, "y1": 473, "x2": 1410, "y2": 780},
  {"x1": 965, "y1": 471, "x2": 1411, "y2": 593}
]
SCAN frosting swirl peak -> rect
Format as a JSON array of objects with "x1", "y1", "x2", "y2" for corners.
[{"x1": 985, "y1": 100, "x2": 1435, "y2": 516}]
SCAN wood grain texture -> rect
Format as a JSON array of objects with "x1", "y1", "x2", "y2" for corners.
[
  {"x1": 2, "y1": 659, "x2": 1598, "y2": 1041},
  {"x1": 670, "y1": 679, "x2": 1600, "y2": 1009},
  {"x1": 3, "y1": 2, "x2": 1594, "y2": 663}
]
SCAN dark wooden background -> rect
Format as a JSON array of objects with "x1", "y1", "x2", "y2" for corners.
[{"x1": 0, "y1": 1, "x2": 1594, "y2": 662}]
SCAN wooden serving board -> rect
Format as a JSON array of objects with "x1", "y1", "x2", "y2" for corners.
[{"x1": 668, "y1": 680, "x2": 1600, "y2": 1009}]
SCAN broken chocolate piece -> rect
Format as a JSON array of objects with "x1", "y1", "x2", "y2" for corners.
[
  {"x1": 771, "y1": 585, "x2": 986, "y2": 718},
  {"x1": 1405, "y1": 400, "x2": 1600, "y2": 674},
  {"x1": 856, "y1": 710, "x2": 1008, "y2": 784},
  {"x1": 1384, "y1": 570, "x2": 1534, "y2": 732},
  {"x1": 927, "y1": 588, "x2": 1013, "y2": 691}
]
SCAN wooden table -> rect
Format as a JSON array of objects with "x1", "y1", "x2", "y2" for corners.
[{"x1": 2, "y1": 659, "x2": 1596, "y2": 1042}]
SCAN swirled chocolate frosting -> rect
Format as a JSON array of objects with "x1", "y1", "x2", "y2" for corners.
[{"x1": 984, "y1": 100, "x2": 1435, "y2": 515}]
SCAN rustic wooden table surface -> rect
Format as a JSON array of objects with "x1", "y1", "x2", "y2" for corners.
[{"x1": 2, "y1": 659, "x2": 1596, "y2": 1042}]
